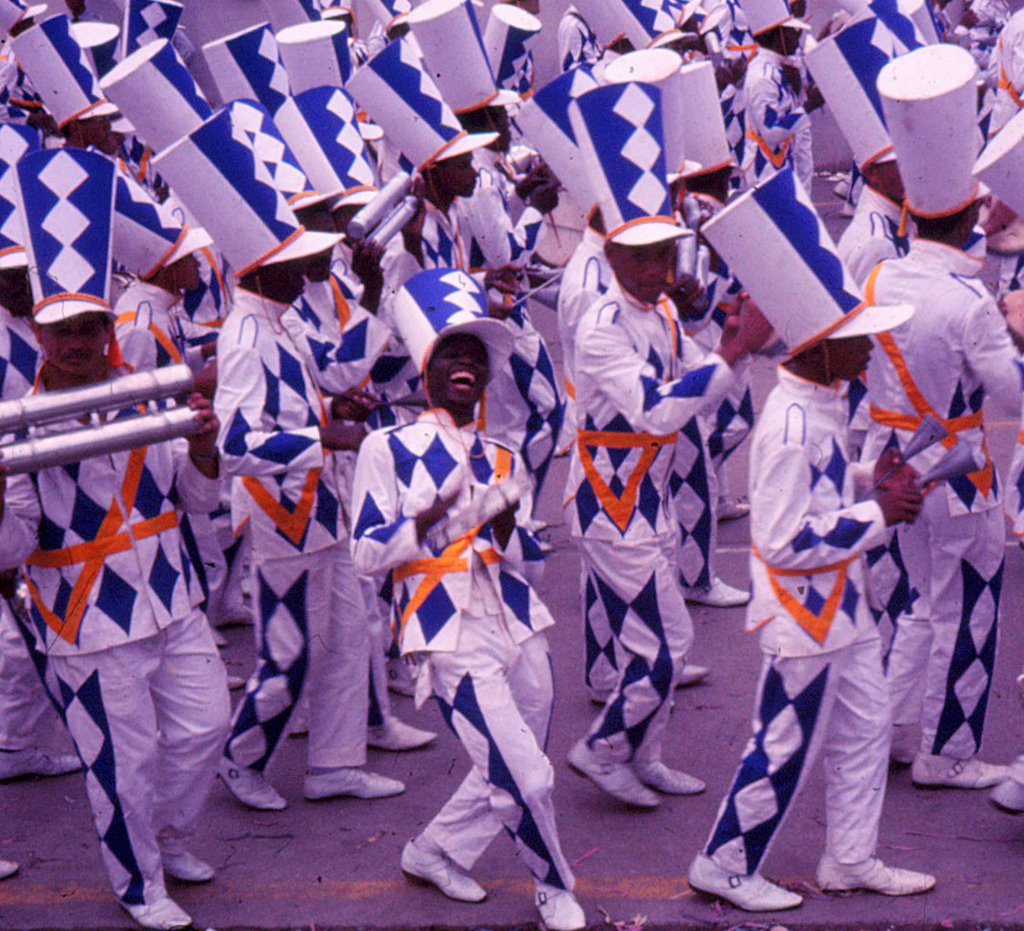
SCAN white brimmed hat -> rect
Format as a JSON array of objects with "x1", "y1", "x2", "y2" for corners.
[
  {"x1": 805, "y1": 15, "x2": 899, "y2": 170},
  {"x1": 275, "y1": 19, "x2": 351, "y2": 92},
  {"x1": 737, "y1": 0, "x2": 810, "y2": 35},
  {"x1": 347, "y1": 36, "x2": 497, "y2": 170},
  {"x1": 879, "y1": 43, "x2": 982, "y2": 217},
  {"x1": 514, "y1": 65, "x2": 599, "y2": 214},
  {"x1": 114, "y1": 170, "x2": 212, "y2": 279},
  {"x1": 100, "y1": 39, "x2": 212, "y2": 153},
  {"x1": 703, "y1": 166, "x2": 914, "y2": 355},
  {"x1": 483, "y1": 4, "x2": 541, "y2": 95},
  {"x1": 203, "y1": 22, "x2": 292, "y2": 116},
  {"x1": 121, "y1": 0, "x2": 183, "y2": 58},
  {"x1": 394, "y1": 267, "x2": 513, "y2": 380},
  {"x1": 974, "y1": 107, "x2": 1024, "y2": 219},
  {"x1": 152, "y1": 103, "x2": 340, "y2": 278},
  {"x1": 0, "y1": 124, "x2": 39, "y2": 270},
  {"x1": 0, "y1": 0, "x2": 46, "y2": 37},
  {"x1": 273, "y1": 85, "x2": 378, "y2": 207},
  {"x1": 602, "y1": 49, "x2": 698, "y2": 178},
  {"x1": 676, "y1": 60, "x2": 733, "y2": 177},
  {"x1": 14, "y1": 148, "x2": 117, "y2": 322},
  {"x1": 12, "y1": 14, "x2": 119, "y2": 129},
  {"x1": 407, "y1": 0, "x2": 518, "y2": 113},
  {"x1": 570, "y1": 80, "x2": 682, "y2": 245}
]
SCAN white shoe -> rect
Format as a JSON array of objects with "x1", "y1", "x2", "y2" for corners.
[
  {"x1": 387, "y1": 658, "x2": 417, "y2": 698},
  {"x1": 368, "y1": 718, "x2": 436, "y2": 752},
  {"x1": 120, "y1": 896, "x2": 193, "y2": 930},
  {"x1": 535, "y1": 882, "x2": 586, "y2": 931},
  {"x1": 716, "y1": 495, "x2": 750, "y2": 521},
  {"x1": 683, "y1": 578, "x2": 750, "y2": 608},
  {"x1": 226, "y1": 675, "x2": 246, "y2": 691},
  {"x1": 162, "y1": 850, "x2": 215, "y2": 883},
  {"x1": 889, "y1": 723, "x2": 917, "y2": 766},
  {"x1": 567, "y1": 739, "x2": 659, "y2": 808},
  {"x1": 677, "y1": 663, "x2": 710, "y2": 688},
  {"x1": 304, "y1": 767, "x2": 405, "y2": 801},
  {"x1": 0, "y1": 860, "x2": 17, "y2": 880},
  {"x1": 688, "y1": 854, "x2": 802, "y2": 912},
  {"x1": 400, "y1": 838, "x2": 487, "y2": 903},
  {"x1": 633, "y1": 761, "x2": 705, "y2": 795},
  {"x1": 911, "y1": 753, "x2": 1009, "y2": 789},
  {"x1": 991, "y1": 777, "x2": 1024, "y2": 813},
  {"x1": 0, "y1": 748, "x2": 80, "y2": 781},
  {"x1": 816, "y1": 854, "x2": 935, "y2": 896},
  {"x1": 832, "y1": 175, "x2": 851, "y2": 199},
  {"x1": 218, "y1": 758, "x2": 287, "y2": 811}
]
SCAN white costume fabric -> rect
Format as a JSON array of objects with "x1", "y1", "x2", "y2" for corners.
[
  {"x1": 568, "y1": 278, "x2": 739, "y2": 760},
  {"x1": 703, "y1": 368, "x2": 891, "y2": 875},
  {"x1": 558, "y1": 5, "x2": 601, "y2": 72},
  {"x1": 351, "y1": 408, "x2": 574, "y2": 891},
  {"x1": 0, "y1": 371, "x2": 229, "y2": 908},
  {"x1": 864, "y1": 238, "x2": 1024, "y2": 758}
]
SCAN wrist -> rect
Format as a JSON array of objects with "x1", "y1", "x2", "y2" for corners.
[{"x1": 190, "y1": 448, "x2": 218, "y2": 463}]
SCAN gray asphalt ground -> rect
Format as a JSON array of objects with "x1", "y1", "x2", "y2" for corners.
[{"x1": 2, "y1": 175, "x2": 1024, "y2": 931}]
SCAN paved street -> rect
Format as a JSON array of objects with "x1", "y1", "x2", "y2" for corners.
[{"x1": 2, "y1": 176, "x2": 1024, "y2": 930}]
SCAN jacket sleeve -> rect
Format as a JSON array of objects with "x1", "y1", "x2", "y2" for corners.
[{"x1": 0, "y1": 473, "x2": 40, "y2": 570}]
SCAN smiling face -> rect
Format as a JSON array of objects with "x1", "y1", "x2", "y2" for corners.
[
  {"x1": 425, "y1": 332, "x2": 489, "y2": 425},
  {"x1": 33, "y1": 311, "x2": 114, "y2": 388}
]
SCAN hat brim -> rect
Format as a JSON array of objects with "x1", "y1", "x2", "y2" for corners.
[
  {"x1": 0, "y1": 247, "x2": 27, "y2": 270},
  {"x1": 608, "y1": 219, "x2": 687, "y2": 246},
  {"x1": 334, "y1": 187, "x2": 377, "y2": 208},
  {"x1": 828, "y1": 302, "x2": 915, "y2": 341},
  {"x1": 163, "y1": 226, "x2": 214, "y2": 269},
  {"x1": 427, "y1": 317, "x2": 514, "y2": 383},
  {"x1": 258, "y1": 229, "x2": 343, "y2": 268},
  {"x1": 433, "y1": 130, "x2": 498, "y2": 163},
  {"x1": 358, "y1": 121, "x2": 384, "y2": 142},
  {"x1": 668, "y1": 159, "x2": 705, "y2": 181},
  {"x1": 35, "y1": 297, "x2": 114, "y2": 325}
]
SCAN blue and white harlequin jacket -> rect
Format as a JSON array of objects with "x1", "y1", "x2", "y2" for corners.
[{"x1": 351, "y1": 409, "x2": 554, "y2": 656}]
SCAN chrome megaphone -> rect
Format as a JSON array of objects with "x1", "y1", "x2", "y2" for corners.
[
  {"x1": 902, "y1": 413, "x2": 950, "y2": 460},
  {"x1": 919, "y1": 441, "x2": 984, "y2": 486}
]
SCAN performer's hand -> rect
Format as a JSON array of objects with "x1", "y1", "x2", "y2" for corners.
[
  {"x1": 528, "y1": 179, "x2": 560, "y2": 215},
  {"x1": 485, "y1": 266, "x2": 522, "y2": 319},
  {"x1": 401, "y1": 177, "x2": 428, "y2": 264},
  {"x1": 320, "y1": 421, "x2": 367, "y2": 451},
  {"x1": 718, "y1": 292, "x2": 774, "y2": 365},
  {"x1": 667, "y1": 273, "x2": 708, "y2": 320},
  {"x1": 187, "y1": 393, "x2": 220, "y2": 475},
  {"x1": 490, "y1": 501, "x2": 519, "y2": 549},
  {"x1": 415, "y1": 489, "x2": 460, "y2": 545},
  {"x1": 331, "y1": 389, "x2": 379, "y2": 423},
  {"x1": 876, "y1": 481, "x2": 923, "y2": 526},
  {"x1": 873, "y1": 447, "x2": 918, "y2": 488},
  {"x1": 350, "y1": 239, "x2": 385, "y2": 314}
]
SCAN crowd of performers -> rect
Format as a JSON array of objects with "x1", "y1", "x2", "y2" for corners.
[{"x1": 3, "y1": 0, "x2": 1024, "y2": 928}]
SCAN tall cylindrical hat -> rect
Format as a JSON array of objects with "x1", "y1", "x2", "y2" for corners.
[
  {"x1": 152, "y1": 103, "x2": 340, "y2": 277},
  {"x1": 69, "y1": 21, "x2": 121, "y2": 80},
  {"x1": 346, "y1": 36, "x2": 496, "y2": 170},
  {"x1": 14, "y1": 147, "x2": 117, "y2": 322},
  {"x1": 0, "y1": 0, "x2": 46, "y2": 37},
  {"x1": 702, "y1": 166, "x2": 914, "y2": 355},
  {"x1": 203, "y1": 22, "x2": 292, "y2": 116},
  {"x1": 121, "y1": 0, "x2": 183, "y2": 58},
  {"x1": 514, "y1": 65, "x2": 598, "y2": 214},
  {"x1": 676, "y1": 60, "x2": 732, "y2": 177},
  {"x1": 570, "y1": 80, "x2": 682, "y2": 244},
  {"x1": 974, "y1": 108, "x2": 1024, "y2": 219},
  {"x1": 805, "y1": 15, "x2": 898, "y2": 169},
  {"x1": 101, "y1": 39, "x2": 212, "y2": 154},
  {"x1": 362, "y1": 0, "x2": 412, "y2": 32},
  {"x1": 12, "y1": 14, "x2": 119, "y2": 128},
  {"x1": 866, "y1": 0, "x2": 929, "y2": 49},
  {"x1": 0, "y1": 123, "x2": 39, "y2": 269},
  {"x1": 483, "y1": 4, "x2": 541, "y2": 95},
  {"x1": 736, "y1": 0, "x2": 809, "y2": 35},
  {"x1": 275, "y1": 19, "x2": 351, "y2": 93},
  {"x1": 407, "y1": 0, "x2": 518, "y2": 113},
  {"x1": 262, "y1": 0, "x2": 321, "y2": 32},
  {"x1": 878, "y1": 43, "x2": 981, "y2": 217}
]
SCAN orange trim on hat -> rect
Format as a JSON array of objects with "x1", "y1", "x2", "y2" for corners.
[
  {"x1": 235, "y1": 226, "x2": 306, "y2": 279},
  {"x1": 422, "y1": 129, "x2": 470, "y2": 170},
  {"x1": 57, "y1": 97, "x2": 115, "y2": 131},
  {"x1": 33, "y1": 292, "x2": 112, "y2": 316},
  {"x1": 860, "y1": 144, "x2": 894, "y2": 171},
  {"x1": 682, "y1": 157, "x2": 734, "y2": 179},
  {"x1": 605, "y1": 214, "x2": 680, "y2": 241},
  {"x1": 785, "y1": 300, "x2": 869, "y2": 359},
  {"x1": 142, "y1": 226, "x2": 189, "y2": 281},
  {"x1": 454, "y1": 90, "x2": 502, "y2": 115},
  {"x1": 906, "y1": 181, "x2": 983, "y2": 219}
]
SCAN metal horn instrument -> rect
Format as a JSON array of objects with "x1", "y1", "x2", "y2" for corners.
[
  {"x1": 347, "y1": 171, "x2": 413, "y2": 240},
  {"x1": 368, "y1": 195, "x2": 420, "y2": 247}
]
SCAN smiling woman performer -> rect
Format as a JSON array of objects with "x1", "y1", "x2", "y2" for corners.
[{"x1": 350, "y1": 268, "x2": 585, "y2": 931}]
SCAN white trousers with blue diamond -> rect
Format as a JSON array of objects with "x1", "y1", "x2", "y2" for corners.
[
  {"x1": 0, "y1": 600, "x2": 62, "y2": 751},
  {"x1": 49, "y1": 610, "x2": 229, "y2": 906},
  {"x1": 421, "y1": 624, "x2": 575, "y2": 892},
  {"x1": 579, "y1": 535, "x2": 692, "y2": 764},
  {"x1": 886, "y1": 498, "x2": 1004, "y2": 759},
  {"x1": 704, "y1": 637, "x2": 890, "y2": 876},
  {"x1": 224, "y1": 542, "x2": 370, "y2": 772}
]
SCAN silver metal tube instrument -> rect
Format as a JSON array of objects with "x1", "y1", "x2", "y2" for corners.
[{"x1": 348, "y1": 171, "x2": 412, "y2": 239}]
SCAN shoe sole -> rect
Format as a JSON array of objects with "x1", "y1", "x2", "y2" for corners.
[
  {"x1": 217, "y1": 772, "x2": 288, "y2": 811},
  {"x1": 990, "y1": 796, "x2": 1024, "y2": 815},
  {"x1": 818, "y1": 882, "x2": 935, "y2": 896},
  {"x1": 912, "y1": 779, "x2": 1004, "y2": 791},
  {"x1": 400, "y1": 867, "x2": 487, "y2": 903},
  {"x1": 687, "y1": 878, "x2": 802, "y2": 912}
]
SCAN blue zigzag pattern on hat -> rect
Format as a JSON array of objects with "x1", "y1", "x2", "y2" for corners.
[
  {"x1": 403, "y1": 268, "x2": 488, "y2": 333},
  {"x1": 836, "y1": 17, "x2": 895, "y2": 124},
  {"x1": 367, "y1": 38, "x2": 460, "y2": 140},
  {"x1": 149, "y1": 40, "x2": 213, "y2": 123},
  {"x1": 625, "y1": 0, "x2": 680, "y2": 38},
  {"x1": 493, "y1": 20, "x2": 535, "y2": 89},
  {"x1": 41, "y1": 15, "x2": 105, "y2": 103},
  {"x1": 868, "y1": 0, "x2": 924, "y2": 52},
  {"x1": 124, "y1": 0, "x2": 183, "y2": 56},
  {"x1": 220, "y1": 23, "x2": 291, "y2": 116},
  {"x1": 229, "y1": 99, "x2": 311, "y2": 201},
  {"x1": 297, "y1": 86, "x2": 375, "y2": 190},
  {"x1": 463, "y1": 0, "x2": 492, "y2": 73},
  {"x1": 0, "y1": 124, "x2": 37, "y2": 255},
  {"x1": 531, "y1": 66, "x2": 596, "y2": 147},
  {"x1": 750, "y1": 167, "x2": 861, "y2": 315},
  {"x1": 114, "y1": 173, "x2": 179, "y2": 246}
]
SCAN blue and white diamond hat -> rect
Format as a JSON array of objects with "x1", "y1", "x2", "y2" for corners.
[
  {"x1": 974, "y1": 108, "x2": 1024, "y2": 219},
  {"x1": 805, "y1": 15, "x2": 900, "y2": 170},
  {"x1": 101, "y1": 39, "x2": 212, "y2": 153},
  {"x1": 12, "y1": 14, "x2": 120, "y2": 129},
  {"x1": 483, "y1": 4, "x2": 541, "y2": 96},
  {"x1": 203, "y1": 22, "x2": 292, "y2": 117},
  {"x1": 866, "y1": 0, "x2": 931, "y2": 48},
  {"x1": 0, "y1": 124, "x2": 39, "y2": 269},
  {"x1": 602, "y1": 49, "x2": 699, "y2": 179},
  {"x1": 736, "y1": 0, "x2": 809, "y2": 35},
  {"x1": 702, "y1": 166, "x2": 914, "y2": 355},
  {"x1": 363, "y1": 0, "x2": 412, "y2": 32},
  {"x1": 121, "y1": 0, "x2": 183, "y2": 58},
  {"x1": 273, "y1": 85, "x2": 378, "y2": 207},
  {"x1": 407, "y1": 0, "x2": 519, "y2": 113},
  {"x1": 0, "y1": 0, "x2": 46, "y2": 37},
  {"x1": 14, "y1": 147, "x2": 117, "y2": 322},
  {"x1": 152, "y1": 103, "x2": 340, "y2": 278},
  {"x1": 71, "y1": 20, "x2": 122, "y2": 80},
  {"x1": 114, "y1": 170, "x2": 213, "y2": 279},
  {"x1": 879, "y1": 43, "x2": 982, "y2": 217},
  {"x1": 276, "y1": 19, "x2": 351, "y2": 94},
  {"x1": 394, "y1": 268, "x2": 513, "y2": 381},
  {"x1": 576, "y1": 0, "x2": 688, "y2": 48},
  {"x1": 569, "y1": 80, "x2": 683, "y2": 245},
  {"x1": 263, "y1": 0, "x2": 321, "y2": 31},
  {"x1": 675, "y1": 60, "x2": 733, "y2": 177},
  {"x1": 347, "y1": 36, "x2": 497, "y2": 170},
  {"x1": 514, "y1": 65, "x2": 598, "y2": 214}
]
